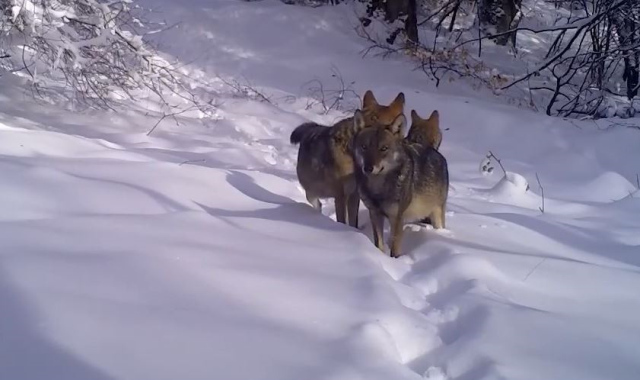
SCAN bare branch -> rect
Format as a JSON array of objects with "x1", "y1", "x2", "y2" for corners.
[
  {"x1": 301, "y1": 66, "x2": 359, "y2": 115},
  {"x1": 179, "y1": 159, "x2": 207, "y2": 166},
  {"x1": 523, "y1": 258, "x2": 546, "y2": 283},
  {"x1": 536, "y1": 173, "x2": 545, "y2": 214},
  {"x1": 217, "y1": 75, "x2": 275, "y2": 105},
  {"x1": 147, "y1": 106, "x2": 197, "y2": 136},
  {"x1": 488, "y1": 150, "x2": 507, "y2": 177}
]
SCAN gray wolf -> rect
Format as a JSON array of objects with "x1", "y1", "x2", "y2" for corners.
[
  {"x1": 406, "y1": 109, "x2": 443, "y2": 226},
  {"x1": 290, "y1": 90, "x2": 405, "y2": 228},
  {"x1": 353, "y1": 113, "x2": 449, "y2": 257}
]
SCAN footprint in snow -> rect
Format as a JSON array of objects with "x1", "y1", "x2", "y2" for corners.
[
  {"x1": 423, "y1": 366, "x2": 448, "y2": 380},
  {"x1": 424, "y1": 306, "x2": 459, "y2": 325}
]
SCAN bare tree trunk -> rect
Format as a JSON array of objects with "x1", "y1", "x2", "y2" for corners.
[
  {"x1": 384, "y1": 0, "x2": 409, "y2": 22},
  {"x1": 478, "y1": 0, "x2": 522, "y2": 47},
  {"x1": 364, "y1": 0, "x2": 418, "y2": 45},
  {"x1": 610, "y1": 0, "x2": 640, "y2": 99},
  {"x1": 405, "y1": 0, "x2": 419, "y2": 45}
]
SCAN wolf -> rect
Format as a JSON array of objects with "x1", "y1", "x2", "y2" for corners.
[
  {"x1": 406, "y1": 109, "x2": 443, "y2": 226},
  {"x1": 353, "y1": 114, "x2": 449, "y2": 257},
  {"x1": 406, "y1": 109, "x2": 442, "y2": 150},
  {"x1": 290, "y1": 90, "x2": 405, "y2": 228}
]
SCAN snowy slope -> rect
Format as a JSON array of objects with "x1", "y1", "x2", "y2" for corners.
[{"x1": 1, "y1": 1, "x2": 640, "y2": 380}]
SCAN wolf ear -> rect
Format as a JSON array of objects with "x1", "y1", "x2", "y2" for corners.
[
  {"x1": 427, "y1": 110, "x2": 440, "y2": 124},
  {"x1": 387, "y1": 114, "x2": 406, "y2": 136},
  {"x1": 425, "y1": 110, "x2": 440, "y2": 130},
  {"x1": 353, "y1": 109, "x2": 366, "y2": 132},
  {"x1": 362, "y1": 90, "x2": 379, "y2": 109},
  {"x1": 389, "y1": 92, "x2": 405, "y2": 114},
  {"x1": 410, "y1": 109, "x2": 421, "y2": 124}
]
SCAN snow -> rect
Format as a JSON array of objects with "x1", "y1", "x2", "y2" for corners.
[{"x1": 1, "y1": 0, "x2": 640, "y2": 380}]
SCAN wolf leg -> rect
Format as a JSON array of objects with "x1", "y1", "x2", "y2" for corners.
[
  {"x1": 369, "y1": 210, "x2": 385, "y2": 252},
  {"x1": 389, "y1": 213, "x2": 405, "y2": 258},
  {"x1": 347, "y1": 192, "x2": 360, "y2": 228},
  {"x1": 432, "y1": 204, "x2": 446, "y2": 229},
  {"x1": 306, "y1": 192, "x2": 322, "y2": 212},
  {"x1": 334, "y1": 189, "x2": 347, "y2": 225}
]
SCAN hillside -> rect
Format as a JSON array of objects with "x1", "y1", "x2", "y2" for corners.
[{"x1": 1, "y1": 0, "x2": 639, "y2": 379}]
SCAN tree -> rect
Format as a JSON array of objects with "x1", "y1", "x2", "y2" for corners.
[
  {"x1": 418, "y1": 0, "x2": 639, "y2": 117},
  {"x1": 295, "y1": 0, "x2": 640, "y2": 119},
  {"x1": 477, "y1": 0, "x2": 523, "y2": 47},
  {"x1": 405, "y1": 0, "x2": 419, "y2": 45},
  {"x1": 361, "y1": 0, "x2": 419, "y2": 45},
  {"x1": 0, "y1": 0, "x2": 205, "y2": 113},
  {"x1": 610, "y1": 0, "x2": 640, "y2": 100}
]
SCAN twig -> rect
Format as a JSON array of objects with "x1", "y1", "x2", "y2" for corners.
[
  {"x1": 536, "y1": 173, "x2": 545, "y2": 213},
  {"x1": 487, "y1": 151, "x2": 507, "y2": 177},
  {"x1": 523, "y1": 258, "x2": 546, "y2": 283},
  {"x1": 301, "y1": 66, "x2": 359, "y2": 114},
  {"x1": 147, "y1": 106, "x2": 195, "y2": 136},
  {"x1": 147, "y1": 114, "x2": 169, "y2": 136},
  {"x1": 217, "y1": 75, "x2": 274, "y2": 105},
  {"x1": 179, "y1": 159, "x2": 206, "y2": 166}
]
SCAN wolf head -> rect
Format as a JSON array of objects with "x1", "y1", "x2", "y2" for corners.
[
  {"x1": 352, "y1": 110, "x2": 406, "y2": 176},
  {"x1": 410, "y1": 109, "x2": 439, "y2": 129},
  {"x1": 361, "y1": 90, "x2": 406, "y2": 133},
  {"x1": 407, "y1": 109, "x2": 441, "y2": 149}
]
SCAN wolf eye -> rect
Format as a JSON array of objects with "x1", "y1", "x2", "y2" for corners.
[
  {"x1": 380, "y1": 146, "x2": 388, "y2": 152},
  {"x1": 361, "y1": 144, "x2": 367, "y2": 150}
]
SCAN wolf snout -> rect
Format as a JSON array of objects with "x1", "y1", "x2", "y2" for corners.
[{"x1": 363, "y1": 165, "x2": 374, "y2": 174}]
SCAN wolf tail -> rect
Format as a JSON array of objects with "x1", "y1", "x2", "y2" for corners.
[{"x1": 290, "y1": 122, "x2": 325, "y2": 145}]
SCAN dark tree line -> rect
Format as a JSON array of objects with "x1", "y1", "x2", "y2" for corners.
[
  {"x1": 278, "y1": 0, "x2": 640, "y2": 118},
  {"x1": 360, "y1": 0, "x2": 523, "y2": 47},
  {"x1": 357, "y1": 0, "x2": 639, "y2": 117}
]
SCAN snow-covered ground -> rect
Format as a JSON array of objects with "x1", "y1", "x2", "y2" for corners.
[{"x1": 1, "y1": 0, "x2": 640, "y2": 379}]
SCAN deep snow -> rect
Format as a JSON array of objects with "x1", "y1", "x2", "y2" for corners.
[{"x1": 1, "y1": 0, "x2": 640, "y2": 380}]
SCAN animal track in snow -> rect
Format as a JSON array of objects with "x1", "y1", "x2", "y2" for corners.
[
  {"x1": 371, "y1": 233, "x2": 516, "y2": 379},
  {"x1": 423, "y1": 366, "x2": 448, "y2": 380}
]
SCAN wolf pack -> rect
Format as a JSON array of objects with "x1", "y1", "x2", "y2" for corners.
[{"x1": 290, "y1": 90, "x2": 448, "y2": 258}]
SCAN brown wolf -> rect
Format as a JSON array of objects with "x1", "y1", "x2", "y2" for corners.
[
  {"x1": 406, "y1": 110, "x2": 442, "y2": 150},
  {"x1": 353, "y1": 115, "x2": 449, "y2": 257},
  {"x1": 290, "y1": 91, "x2": 405, "y2": 228}
]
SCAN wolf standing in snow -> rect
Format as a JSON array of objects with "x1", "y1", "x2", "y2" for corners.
[
  {"x1": 290, "y1": 90, "x2": 405, "y2": 228},
  {"x1": 353, "y1": 113, "x2": 449, "y2": 257},
  {"x1": 406, "y1": 108, "x2": 443, "y2": 226}
]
